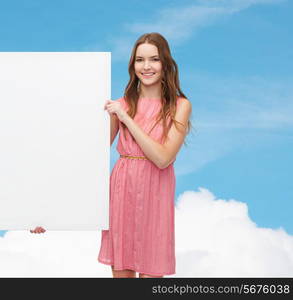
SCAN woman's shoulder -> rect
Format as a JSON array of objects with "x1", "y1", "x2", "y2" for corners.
[
  {"x1": 176, "y1": 97, "x2": 192, "y2": 119},
  {"x1": 177, "y1": 96, "x2": 191, "y2": 107}
]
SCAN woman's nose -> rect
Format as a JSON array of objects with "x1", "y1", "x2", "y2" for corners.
[{"x1": 143, "y1": 61, "x2": 151, "y2": 69}]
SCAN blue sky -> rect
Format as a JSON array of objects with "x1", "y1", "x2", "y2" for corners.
[{"x1": 0, "y1": 0, "x2": 292, "y2": 237}]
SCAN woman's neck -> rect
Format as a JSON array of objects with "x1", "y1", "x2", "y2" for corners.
[{"x1": 139, "y1": 83, "x2": 162, "y2": 99}]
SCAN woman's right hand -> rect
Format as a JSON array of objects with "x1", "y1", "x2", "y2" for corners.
[
  {"x1": 30, "y1": 226, "x2": 46, "y2": 234},
  {"x1": 104, "y1": 100, "x2": 128, "y2": 123}
]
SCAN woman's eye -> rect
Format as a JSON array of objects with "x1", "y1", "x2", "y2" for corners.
[{"x1": 135, "y1": 58, "x2": 160, "y2": 62}]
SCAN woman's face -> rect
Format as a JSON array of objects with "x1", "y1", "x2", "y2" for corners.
[{"x1": 134, "y1": 43, "x2": 162, "y2": 88}]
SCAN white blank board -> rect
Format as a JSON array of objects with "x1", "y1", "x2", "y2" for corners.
[{"x1": 0, "y1": 52, "x2": 110, "y2": 230}]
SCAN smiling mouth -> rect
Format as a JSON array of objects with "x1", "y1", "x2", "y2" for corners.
[{"x1": 141, "y1": 72, "x2": 155, "y2": 77}]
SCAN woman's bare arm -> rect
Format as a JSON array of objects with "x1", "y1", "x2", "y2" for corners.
[
  {"x1": 110, "y1": 113, "x2": 119, "y2": 146},
  {"x1": 121, "y1": 99, "x2": 192, "y2": 169}
]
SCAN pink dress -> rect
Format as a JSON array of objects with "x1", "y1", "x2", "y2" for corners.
[{"x1": 98, "y1": 96, "x2": 183, "y2": 276}]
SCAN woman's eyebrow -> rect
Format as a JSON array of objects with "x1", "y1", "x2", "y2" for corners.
[{"x1": 136, "y1": 55, "x2": 159, "y2": 58}]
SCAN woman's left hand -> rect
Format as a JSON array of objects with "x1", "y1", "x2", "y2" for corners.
[{"x1": 104, "y1": 100, "x2": 128, "y2": 123}]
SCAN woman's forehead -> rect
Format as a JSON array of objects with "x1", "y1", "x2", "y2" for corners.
[{"x1": 136, "y1": 43, "x2": 159, "y2": 57}]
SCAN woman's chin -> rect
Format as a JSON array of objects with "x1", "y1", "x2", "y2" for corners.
[{"x1": 140, "y1": 79, "x2": 161, "y2": 87}]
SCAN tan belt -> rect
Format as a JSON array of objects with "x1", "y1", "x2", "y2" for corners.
[{"x1": 120, "y1": 154, "x2": 148, "y2": 160}]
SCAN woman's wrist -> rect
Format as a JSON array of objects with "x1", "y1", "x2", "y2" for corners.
[{"x1": 118, "y1": 111, "x2": 130, "y2": 123}]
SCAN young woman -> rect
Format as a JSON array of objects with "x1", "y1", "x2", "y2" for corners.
[{"x1": 31, "y1": 32, "x2": 192, "y2": 278}]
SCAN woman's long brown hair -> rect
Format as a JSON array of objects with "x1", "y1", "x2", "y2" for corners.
[{"x1": 122, "y1": 32, "x2": 193, "y2": 145}]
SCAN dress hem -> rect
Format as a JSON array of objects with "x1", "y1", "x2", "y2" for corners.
[{"x1": 98, "y1": 257, "x2": 175, "y2": 277}]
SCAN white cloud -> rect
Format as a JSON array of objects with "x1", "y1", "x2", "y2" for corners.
[
  {"x1": 175, "y1": 187, "x2": 293, "y2": 277},
  {"x1": 123, "y1": 0, "x2": 284, "y2": 45},
  {"x1": 1, "y1": 187, "x2": 292, "y2": 277},
  {"x1": 125, "y1": 6, "x2": 230, "y2": 44},
  {"x1": 85, "y1": 0, "x2": 284, "y2": 60}
]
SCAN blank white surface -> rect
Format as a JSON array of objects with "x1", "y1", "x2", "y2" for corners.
[{"x1": 0, "y1": 52, "x2": 110, "y2": 230}]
